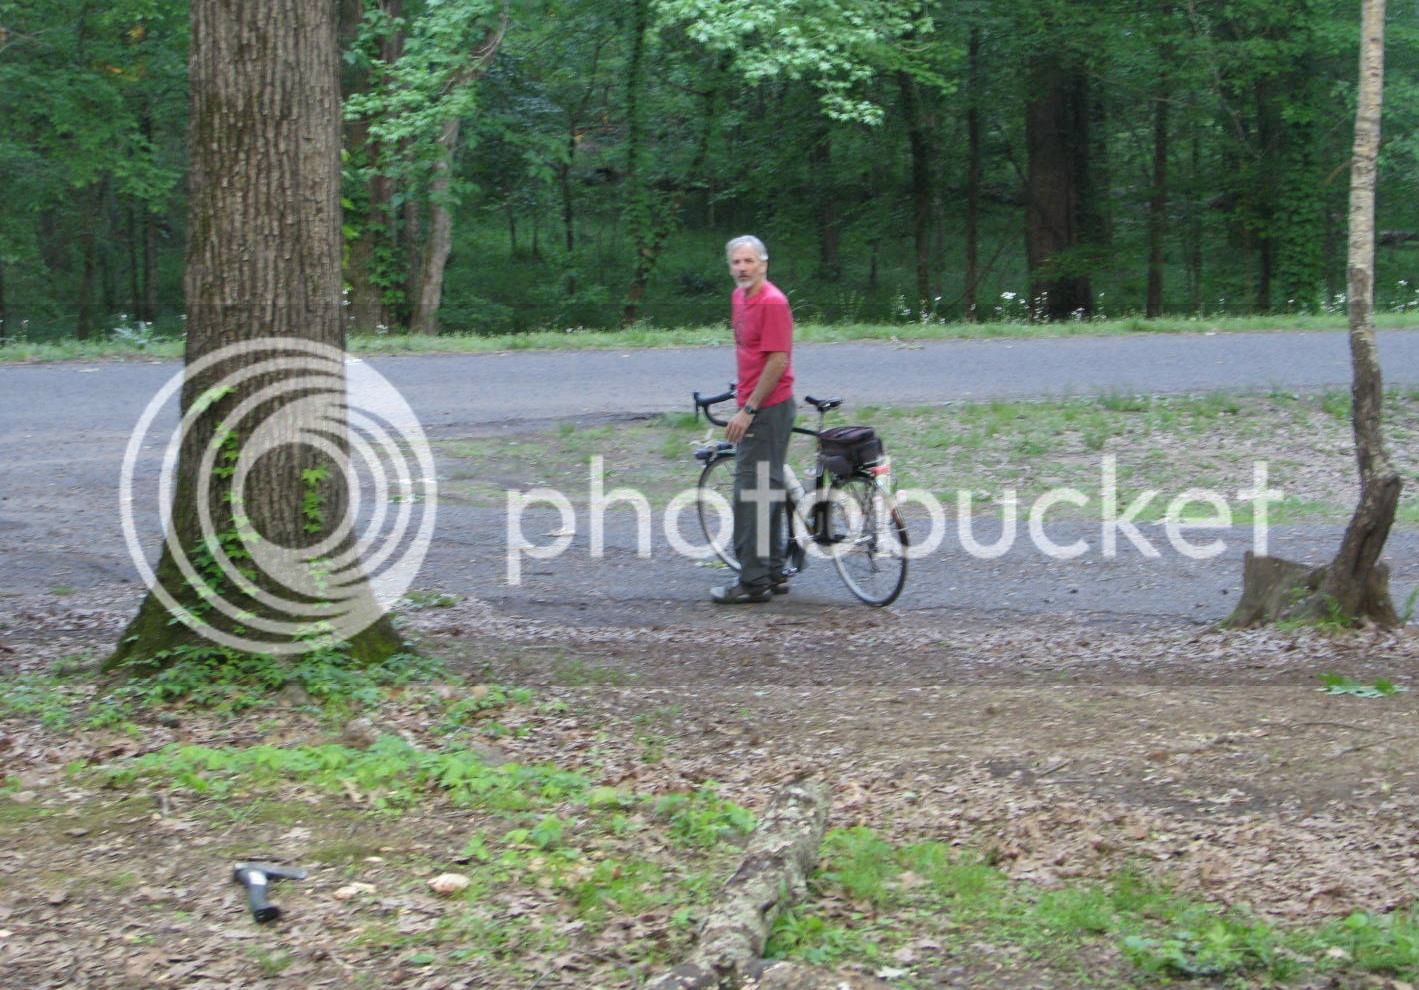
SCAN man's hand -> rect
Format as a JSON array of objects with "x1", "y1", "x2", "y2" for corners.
[{"x1": 726, "y1": 408, "x2": 754, "y2": 443}]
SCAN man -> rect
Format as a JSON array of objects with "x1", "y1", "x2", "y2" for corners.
[{"x1": 711, "y1": 235, "x2": 797, "y2": 604}]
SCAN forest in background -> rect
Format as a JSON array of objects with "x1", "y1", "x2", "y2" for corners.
[{"x1": 3, "y1": 0, "x2": 1419, "y2": 342}]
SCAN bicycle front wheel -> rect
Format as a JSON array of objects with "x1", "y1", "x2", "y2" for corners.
[
  {"x1": 696, "y1": 453, "x2": 739, "y2": 571},
  {"x1": 827, "y1": 475, "x2": 908, "y2": 606}
]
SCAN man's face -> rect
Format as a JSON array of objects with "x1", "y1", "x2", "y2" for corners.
[{"x1": 728, "y1": 246, "x2": 767, "y2": 295}]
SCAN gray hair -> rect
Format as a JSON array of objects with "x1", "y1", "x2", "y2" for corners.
[{"x1": 725, "y1": 235, "x2": 768, "y2": 262}]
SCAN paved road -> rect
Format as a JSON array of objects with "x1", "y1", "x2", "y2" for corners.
[
  {"x1": 2, "y1": 328, "x2": 1416, "y2": 622},
  {"x1": 4, "y1": 328, "x2": 1419, "y2": 439}
]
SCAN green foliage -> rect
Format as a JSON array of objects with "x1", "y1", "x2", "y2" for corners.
[
  {"x1": 1318, "y1": 672, "x2": 1410, "y2": 698},
  {"x1": 767, "y1": 830, "x2": 1419, "y2": 984},
  {"x1": 106, "y1": 643, "x2": 446, "y2": 716},
  {"x1": 651, "y1": 786, "x2": 756, "y2": 848}
]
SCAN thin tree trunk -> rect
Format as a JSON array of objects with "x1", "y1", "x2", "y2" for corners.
[
  {"x1": 1187, "y1": 129, "x2": 1203, "y2": 313},
  {"x1": 621, "y1": 0, "x2": 651, "y2": 325},
  {"x1": 127, "y1": 206, "x2": 143, "y2": 320},
  {"x1": 344, "y1": 0, "x2": 402, "y2": 334},
  {"x1": 1317, "y1": 0, "x2": 1399, "y2": 622},
  {"x1": 143, "y1": 212, "x2": 159, "y2": 322},
  {"x1": 0, "y1": 260, "x2": 8, "y2": 340},
  {"x1": 963, "y1": 26, "x2": 982, "y2": 322},
  {"x1": 76, "y1": 183, "x2": 101, "y2": 340},
  {"x1": 809, "y1": 120, "x2": 840, "y2": 280},
  {"x1": 410, "y1": 119, "x2": 460, "y2": 335},
  {"x1": 899, "y1": 71, "x2": 932, "y2": 311},
  {"x1": 560, "y1": 123, "x2": 577, "y2": 295},
  {"x1": 1146, "y1": 85, "x2": 1170, "y2": 317}
]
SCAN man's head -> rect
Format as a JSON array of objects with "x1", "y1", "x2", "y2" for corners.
[{"x1": 726, "y1": 235, "x2": 768, "y2": 295}]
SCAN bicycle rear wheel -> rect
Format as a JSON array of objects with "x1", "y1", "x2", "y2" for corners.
[{"x1": 827, "y1": 475, "x2": 908, "y2": 606}]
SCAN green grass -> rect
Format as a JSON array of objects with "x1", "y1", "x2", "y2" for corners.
[
  {"x1": 767, "y1": 826, "x2": 1419, "y2": 986},
  {"x1": 442, "y1": 389, "x2": 1419, "y2": 526},
  {"x1": 5, "y1": 312, "x2": 1418, "y2": 364}
]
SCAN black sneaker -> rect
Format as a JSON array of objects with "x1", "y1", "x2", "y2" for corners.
[
  {"x1": 710, "y1": 582, "x2": 773, "y2": 604},
  {"x1": 769, "y1": 576, "x2": 790, "y2": 595}
]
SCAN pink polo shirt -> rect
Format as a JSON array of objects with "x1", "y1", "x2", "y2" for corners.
[{"x1": 732, "y1": 280, "x2": 795, "y2": 409}]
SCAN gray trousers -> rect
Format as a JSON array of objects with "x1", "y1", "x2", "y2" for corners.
[{"x1": 733, "y1": 398, "x2": 796, "y2": 587}]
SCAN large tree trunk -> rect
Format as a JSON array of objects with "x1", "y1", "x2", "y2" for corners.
[
  {"x1": 1227, "y1": 0, "x2": 1398, "y2": 629},
  {"x1": 963, "y1": 26, "x2": 982, "y2": 322},
  {"x1": 1024, "y1": 55, "x2": 1094, "y2": 320},
  {"x1": 108, "y1": 0, "x2": 403, "y2": 671}
]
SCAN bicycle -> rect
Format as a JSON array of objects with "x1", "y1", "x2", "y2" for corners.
[{"x1": 690, "y1": 385, "x2": 909, "y2": 607}]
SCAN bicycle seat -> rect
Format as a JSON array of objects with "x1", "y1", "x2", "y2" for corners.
[{"x1": 803, "y1": 395, "x2": 843, "y2": 413}]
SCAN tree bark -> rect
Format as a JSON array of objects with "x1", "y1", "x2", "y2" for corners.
[
  {"x1": 343, "y1": 0, "x2": 402, "y2": 334},
  {"x1": 899, "y1": 71, "x2": 932, "y2": 311},
  {"x1": 1024, "y1": 55, "x2": 1094, "y2": 320},
  {"x1": 1316, "y1": 0, "x2": 1399, "y2": 622},
  {"x1": 963, "y1": 26, "x2": 982, "y2": 322},
  {"x1": 410, "y1": 118, "x2": 460, "y2": 336},
  {"x1": 408, "y1": 17, "x2": 507, "y2": 335},
  {"x1": 645, "y1": 780, "x2": 829, "y2": 990},
  {"x1": 75, "y1": 182, "x2": 103, "y2": 339},
  {"x1": 1228, "y1": 0, "x2": 1399, "y2": 629},
  {"x1": 108, "y1": 0, "x2": 403, "y2": 671},
  {"x1": 1146, "y1": 83, "x2": 1170, "y2": 317},
  {"x1": 809, "y1": 120, "x2": 840, "y2": 281}
]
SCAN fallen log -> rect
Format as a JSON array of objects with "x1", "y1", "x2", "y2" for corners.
[{"x1": 646, "y1": 779, "x2": 830, "y2": 990}]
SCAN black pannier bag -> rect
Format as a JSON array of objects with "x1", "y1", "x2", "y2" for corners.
[{"x1": 818, "y1": 426, "x2": 885, "y2": 478}]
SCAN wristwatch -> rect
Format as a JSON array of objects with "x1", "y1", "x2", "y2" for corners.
[{"x1": 744, "y1": 403, "x2": 758, "y2": 416}]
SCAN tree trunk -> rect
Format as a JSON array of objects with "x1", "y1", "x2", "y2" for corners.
[
  {"x1": 410, "y1": 118, "x2": 460, "y2": 335},
  {"x1": 645, "y1": 781, "x2": 829, "y2": 990},
  {"x1": 76, "y1": 183, "x2": 102, "y2": 339},
  {"x1": 1024, "y1": 55, "x2": 1093, "y2": 320},
  {"x1": 343, "y1": 0, "x2": 402, "y2": 334},
  {"x1": 127, "y1": 206, "x2": 143, "y2": 321},
  {"x1": 1317, "y1": 0, "x2": 1399, "y2": 622},
  {"x1": 622, "y1": 22, "x2": 718, "y2": 327},
  {"x1": 108, "y1": 0, "x2": 403, "y2": 671},
  {"x1": 560, "y1": 122, "x2": 577, "y2": 296},
  {"x1": 809, "y1": 120, "x2": 840, "y2": 280},
  {"x1": 143, "y1": 211, "x2": 159, "y2": 323},
  {"x1": 1186, "y1": 128, "x2": 1203, "y2": 314},
  {"x1": 0, "y1": 260, "x2": 8, "y2": 341},
  {"x1": 1146, "y1": 84, "x2": 1170, "y2": 318},
  {"x1": 1227, "y1": 0, "x2": 1399, "y2": 629},
  {"x1": 621, "y1": 0, "x2": 652, "y2": 326},
  {"x1": 963, "y1": 26, "x2": 982, "y2": 322},
  {"x1": 898, "y1": 71, "x2": 932, "y2": 312}
]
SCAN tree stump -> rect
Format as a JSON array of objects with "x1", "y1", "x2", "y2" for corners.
[
  {"x1": 1225, "y1": 551, "x2": 1400, "y2": 628},
  {"x1": 646, "y1": 780, "x2": 830, "y2": 990}
]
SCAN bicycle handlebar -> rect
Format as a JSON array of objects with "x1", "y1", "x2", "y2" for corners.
[{"x1": 693, "y1": 384, "x2": 736, "y2": 427}]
